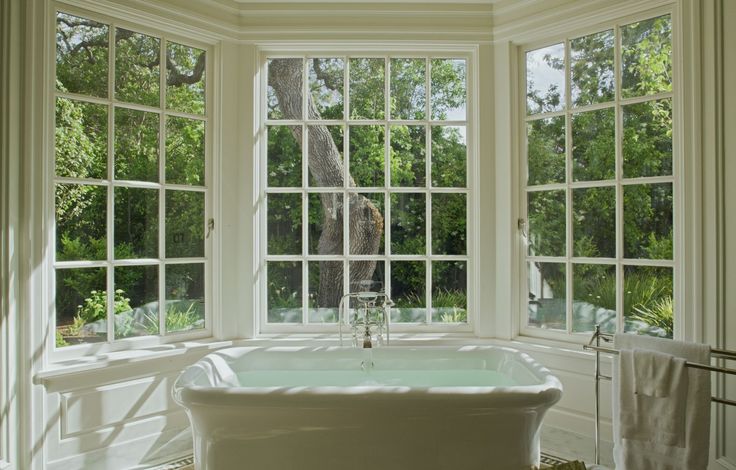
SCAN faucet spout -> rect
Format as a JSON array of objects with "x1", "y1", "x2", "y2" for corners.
[{"x1": 362, "y1": 327, "x2": 372, "y2": 348}]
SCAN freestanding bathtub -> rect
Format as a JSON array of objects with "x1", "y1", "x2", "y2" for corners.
[{"x1": 173, "y1": 346, "x2": 562, "y2": 470}]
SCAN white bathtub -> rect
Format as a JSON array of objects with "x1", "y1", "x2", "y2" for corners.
[{"x1": 173, "y1": 346, "x2": 562, "y2": 470}]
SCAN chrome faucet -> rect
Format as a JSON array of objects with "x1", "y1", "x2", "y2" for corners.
[{"x1": 338, "y1": 286, "x2": 393, "y2": 348}]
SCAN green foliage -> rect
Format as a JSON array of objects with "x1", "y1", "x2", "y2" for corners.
[
  {"x1": 138, "y1": 302, "x2": 203, "y2": 335},
  {"x1": 55, "y1": 329, "x2": 69, "y2": 348},
  {"x1": 76, "y1": 289, "x2": 132, "y2": 324},
  {"x1": 629, "y1": 296, "x2": 673, "y2": 338}
]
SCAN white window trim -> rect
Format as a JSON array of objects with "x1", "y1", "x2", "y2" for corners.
[
  {"x1": 255, "y1": 44, "x2": 480, "y2": 336},
  {"x1": 515, "y1": 5, "x2": 687, "y2": 344},
  {"x1": 45, "y1": 2, "x2": 220, "y2": 363}
]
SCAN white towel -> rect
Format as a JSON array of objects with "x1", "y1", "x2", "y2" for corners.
[{"x1": 612, "y1": 334, "x2": 711, "y2": 470}]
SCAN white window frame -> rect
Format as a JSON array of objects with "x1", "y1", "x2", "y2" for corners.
[
  {"x1": 47, "y1": 3, "x2": 217, "y2": 361},
  {"x1": 256, "y1": 45, "x2": 479, "y2": 335},
  {"x1": 517, "y1": 6, "x2": 683, "y2": 343}
]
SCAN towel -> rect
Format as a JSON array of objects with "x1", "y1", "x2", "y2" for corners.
[{"x1": 612, "y1": 334, "x2": 711, "y2": 470}]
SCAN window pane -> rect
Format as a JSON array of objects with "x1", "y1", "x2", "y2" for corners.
[
  {"x1": 621, "y1": 15, "x2": 672, "y2": 99},
  {"x1": 308, "y1": 125, "x2": 343, "y2": 187},
  {"x1": 349, "y1": 260, "x2": 385, "y2": 295},
  {"x1": 572, "y1": 108, "x2": 615, "y2": 181},
  {"x1": 526, "y1": 44, "x2": 565, "y2": 115},
  {"x1": 268, "y1": 125, "x2": 302, "y2": 187},
  {"x1": 349, "y1": 193, "x2": 385, "y2": 255},
  {"x1": 55, "y1": 98, "x2": 107, "y2": 179},
  {"x1": 56, "y1": 13, "x2": 108, "y2": 98},
  {"x1": 624, "y1": 265, "x2": 672, "y2": 338},
  {"x1": 573, "y1": 187, "x2": 615, "y2": 258},
  {"x1": 267, "y1": 193, "x2": 302, "y2": 255},
  {"x1": 431, "y1": 126, "x2": 466, "y2": 187},
  {"x1": 114, "y1": 265, "x2": 158, "y2": 339},
  {"x1": 432, "y1": 261, "x2": 467, "y2": 323},
  {"x1": 55, "y1": 267, "x2": 107, "y2": 347},
  {"x1": 390, "y1": 193, "x2": 425, "y2": 255},
  {"x1": 308, "y1": 193, "x2": 343, "y2": 255},
  {"x1": 115, "y1": 187, "x2": 158, "y2": 259},
  {"x1": 166, "y1": 190, "x2": 205, "y2": 258},
  {"x1": 390, "y1": 125, "x2": 426, "y2": 187},
  {"x1": 308, "y1": 261, "x2": 342, "y2": 323},
  {"x1": 431, "y1": 59, "x2": 466, "y2": 121},
  {"x1": 165, "y1": 263, "x2": 205, "y2": 333},
  {"x1": 391, "y1": 261, "x2": 426, "y2": 323},
  {"x1": 268, "y1": 261, "x2": 302, "y2": 323},
  {"x1": 268, "y1": 58, "x2": 302, "y2": 120},
  {"x1": 167, "y1": 42, "x2": 206, "y2": 115},
  {"x1": 572, "y1": 264, "x2": 616, "y2": 334},
  {"x1": 56, "y1": 184, "x2": 106, "y2": 261},
  {"x1": 623, "y1": 98, "x2": 672, "y2": 178},
  {"x1": 115, "y1": 28, "x2": 160, "y2": 107},
  {"x1": 391, "y1": 58, "x2": 426, "y2": 120},
  {"x1": 167, "y1": 116, "x2": 205, "y2": 185},
  {"x1": 527, "y1": 116, "x2": 565, "y2": 186},
  {"x1": 115, "y1": 107, "x2": 159, "y2": 182},
  {"x1": 571, "y1": 30, "x2": 615, "y2": 106},
  {"x1": 349, "y1": 58, "x2": 385, "y2": 120},
  {"x1": 349, "y1": 125, "x2": 385, "y2": 187},
  {"x1": 432, "y1": 193, "x2": 466, "y2": 255},
  {"x1": 309, "y1": 58, "x2": 344, "y2": 119},
  {"x1": 527, "y1": 190, "x2": 565, "y2": 257},
  {"x1": 527, "y1": 261, "x2": 566, "y2": 330},
  {"x1": 624, "y1": 183, "x2": 673, "y2": 259}
]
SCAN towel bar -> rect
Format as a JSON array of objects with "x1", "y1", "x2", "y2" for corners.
[{"x1": 583, "y1": 325, "x2": 736, "y2": 465}]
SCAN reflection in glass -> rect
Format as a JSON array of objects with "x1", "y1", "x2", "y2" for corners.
[
  {"x1": 166, "y1": 190, "x2": 204, "y2": 258},
  {"x1": 527, "y1": 262, "x2": 566, "y2": 330},
  {"x1": 432, "y1": 193, "x2": 466, "y2": 255},
  {"x1": 527, "y1": 116, "x2": 565, "y2": 186},
  {"x1": 622, "y1": 15, "x2": 672, "y2": 98},
  {"x1": 624, "y1": 265, "x2": 672, "y2": 338},
  {"x1": 308, "y1": 261, "x2": 342, "y2": 323},
  {"x1": 390, "y1": 193, "x2": 425, "y2": 255},
  {"x1": 115, "y1": 107, "x2": 159, "y2": 182},
  {"x1": 390, "y1": 125, "x2": 425, "y2": 187},
  {"x1": 391, "y1": 261, "x2": 426, "y2": 323},
  {"x1": 572, "y1": 264, "x2": 616, "y2": 333},
  {"x1": 624, "y1": 183, "x2": 672, "y2": 260},
  {"x1": 526, "y1": 44, "x2": 565, "y2": 114},
  {"x1": 268, "y1": 126, "x2": 302, "y2": 187},
  {"x1": 268, "y1": 58, "x2": 302, "y2": 120},
  {"x1": 431, "y1": 126, "x2": 466, "y2": 187},
  {"x1": 165, "y1": 263, "x2": 205, "y2": 333},
  {"x1": 267, "y1": 261, "x2": 302, "y2": 323},
  {"x1": 571, "y1": 30, "x2": 615, "y2": 106},
  {"x1": 308, "y1": 125, "x2": 343, "y2": 187},
  {"x1": 55, "y1": 98, "x2": 108, "y2": 179},
  {"x1": 391, "y1": 58, "x2": 426, "y2": 120},
  {"x1": 350, "y1": 58, "x2": 385, "y2": 120},
  {"x1": 267, "y1": 193, "x2": 302, "y2": 255},
  {"x1": 55, "y1": 267, "x2": 107, "y2": 347},
  {"x1": 167, "y1": 42, "x2": 206, "y2": 115},
  {"x1": 167, "y1": 116, "x2": 205, "y2": 185},
  {"x1": 432, "y1": 261, "x2": 467, "y2": 323},
  {"x1": 572, "y1": 108, "x2": 615, "y2": 181},
  {"x1": 623, "y1": 99, "x2": 672, "y2": 178},
  {"x1": 573, "y1": 187, "x2": 615, "y2": 258},
  {"x1": 114, "y1": 265, "x2": 158, "y2": 339},
  {"x1": 115, "y1": 28, "x2": 160, "y2": 107},
  {"x1": 308, "y1": 58, "x2": 344, "y2": 119},
  {"x1": 349, "y1": 193, "x2": 385, "y2": 255},
  {"x1": 431, "y1": 59, "x2": 466, "y2": 121},
  {"x1": 56, "y1": 12, "x2": 109, "y2": 98},
  {"x1": 115, "y1": 187, "x2": 159, "y2": 259},
  {"x1": 308, "y1": 193, "x2": 343, "y2": 255},
  {"x1": 349, "y1": 125, "x2": 385, "y2": 187},
  {"x1": 527, "y1": 190, "x2": 565, "y2": 257},
  {"x1": 56, "y1": 184, "x2": 107, "y2": 261}
]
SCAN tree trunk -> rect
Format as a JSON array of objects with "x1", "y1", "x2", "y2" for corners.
[{"x1": 268, "y1": 59, "x2": 384, "y2": 308}]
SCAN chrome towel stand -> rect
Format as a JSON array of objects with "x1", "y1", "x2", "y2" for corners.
[{"x1": 583, "y1": 324, "x2": 736, "y2": 465}]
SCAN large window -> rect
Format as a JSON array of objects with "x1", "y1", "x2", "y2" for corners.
[
  {"x1": 262, "y1": 53, "x2": 471, "y2": 330},
  {"x1": 523, "y1": 14, "x2": 675, "y2": 338},
  {"x1": 53, "y1": 11, "x2": 209, "y2": 348}
]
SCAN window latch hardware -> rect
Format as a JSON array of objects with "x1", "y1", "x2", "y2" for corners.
[
  {"x1": 517, "y1": 218, "x2": 527, "y2": 239},
  {"x1": 206, "y1": 218, "x2": 215, "y2": 239}
]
